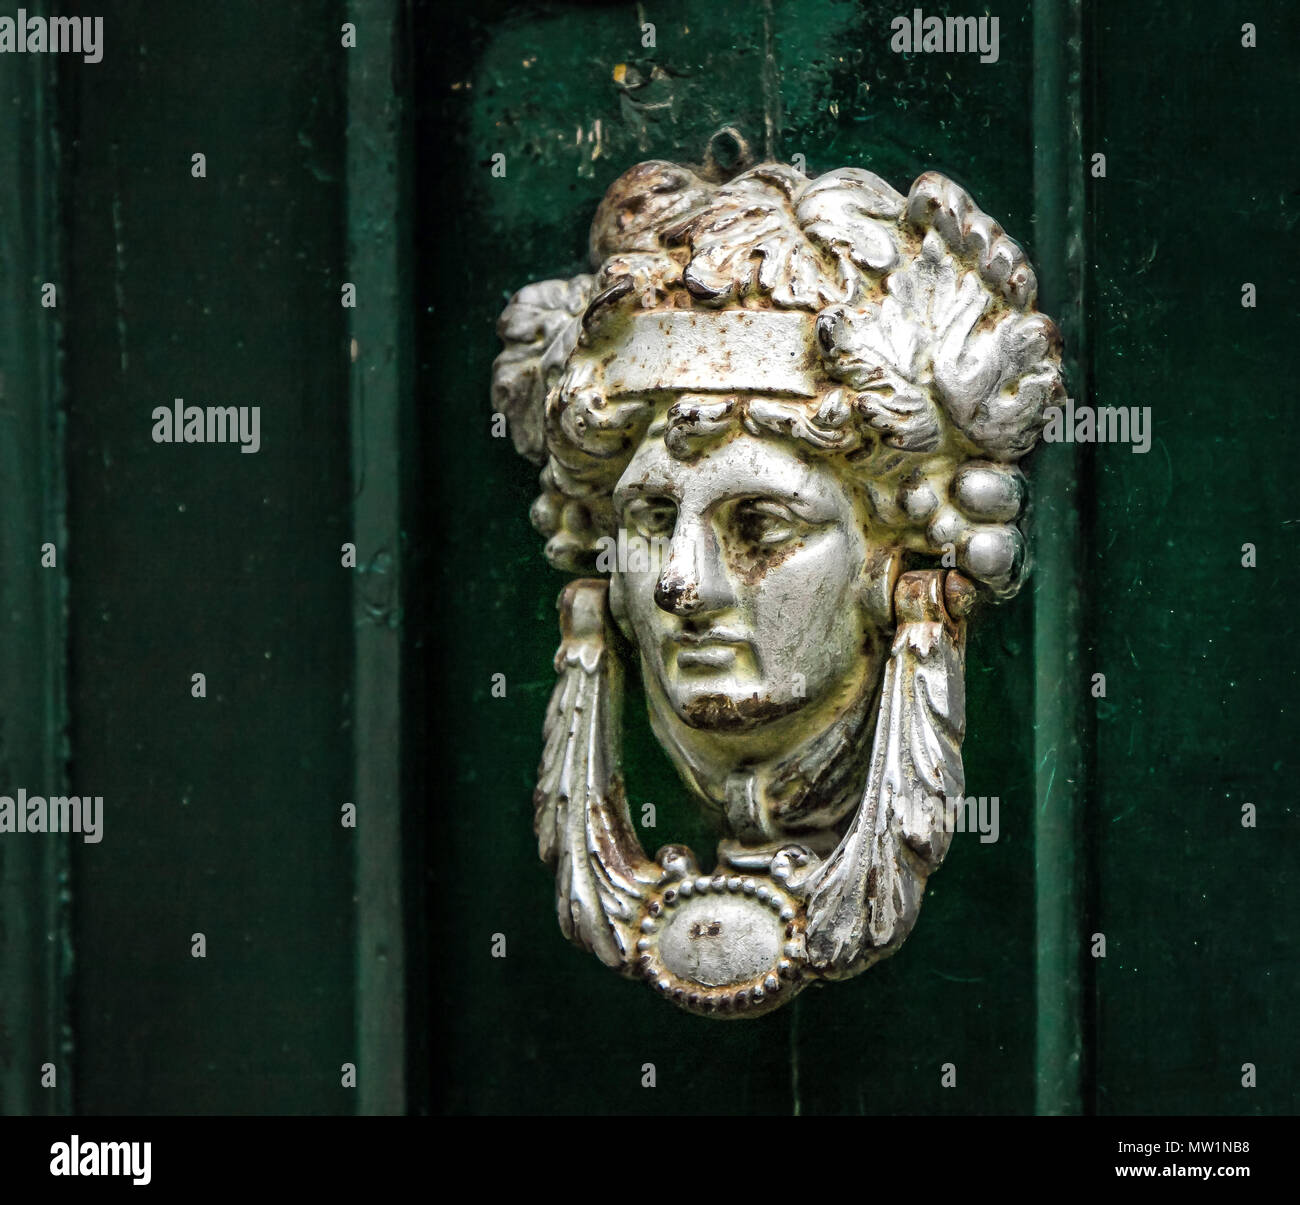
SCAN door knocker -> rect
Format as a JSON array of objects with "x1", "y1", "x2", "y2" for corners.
[{"x1": 492, "y1": 151, "x2": 1063, "y2": 1016}]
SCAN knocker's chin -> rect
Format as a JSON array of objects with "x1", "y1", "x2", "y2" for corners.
[
  {"x1": 647, "y1": 655, "x2": 884, "y2": 842},
  {"x1": 675, "y1": 690, "x2": 806, "y2": 732}
]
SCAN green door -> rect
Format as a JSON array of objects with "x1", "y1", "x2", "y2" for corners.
[
  {"x1": 1, "y1": 0, "x2": 1294, "y2": 1118},
  {"x1": 421, "y1": 0, "x2": 1297, "y2": 1116}
]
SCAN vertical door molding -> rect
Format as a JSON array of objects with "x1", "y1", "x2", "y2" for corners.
[
  {"x1": 348, "y1": 0, "x2": 418, "y2": 1116},
  {"x1": 0, "y1": 1, "x2": 73, "y2": 1117},
  {"x1": 1031, "y1": 0, "x2": 1096, "y2": 1117}
]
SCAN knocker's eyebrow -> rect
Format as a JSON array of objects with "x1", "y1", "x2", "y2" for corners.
[
  {"x1": 614, "y1": 476, "x2": 829, "y2": 519},
  {"x1": 613, "y1": 477, "x2": 675, "y2": 507},
  {"x1": 729, "y1": 488, "x2": 830, "y2": 522}
]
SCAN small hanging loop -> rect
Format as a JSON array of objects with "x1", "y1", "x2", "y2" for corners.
[{"x1": 701, "y1": 126, "x2": 754, "y2": 180}]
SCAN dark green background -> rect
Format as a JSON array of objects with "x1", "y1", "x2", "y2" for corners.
[
  {"x1": 0, "y1": 0, "x2": 1294, "y2": 1116},
  {"x1": 424, "y1": 0, "x2": 1297, "y2": 1116}
]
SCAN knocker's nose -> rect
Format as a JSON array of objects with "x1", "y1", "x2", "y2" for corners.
[
  {"x1": 654, "y1": 525, "x2": 727, "y2": 616},
  {"x1": 654, "y1": 571, "x2": 704, "y2": 615}
]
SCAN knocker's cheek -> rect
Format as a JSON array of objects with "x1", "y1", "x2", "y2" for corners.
[
  {"x1": 856, "y1": 545, "x2": 905, "y2": 630},
  {"x1": 608, "y1": 568, "x2": 630, "y2": 639},
  {"x1": 612, "y1": 570, "x2": 681, "y2": 659},
  {"x1": 608, "y1": 567, "x2": 649, "y2": 644}
]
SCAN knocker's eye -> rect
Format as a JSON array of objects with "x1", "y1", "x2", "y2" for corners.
[
  {"x1": 623, "y1": 496, "x2": 677, "y2": 540},
  {"x1": 732, "y1": 498, "x2": 805, "y2": 548}
]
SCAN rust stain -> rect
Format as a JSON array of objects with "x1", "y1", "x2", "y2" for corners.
[{"x1": 682, "y1": 692, "x2": 801, "y2": 731}]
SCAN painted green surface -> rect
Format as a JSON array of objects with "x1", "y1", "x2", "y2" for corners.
[
  {"x1": 421, "y1": 0, "x2": 1045, "y2": 1115},
  {"x1": 58, "y1": 1, "x2": 356, "y2": 1114},
  {"x1": 421, "y1": 0, "x2": 1298, "y2": 1115},
  {"x1": 348, "y1": 0, "x2": 422, "y2": 1117},
  {"x1": 1, "y1": 0, "x2": 1291, "y2": 1119},
  {"x1": 1087, "y1": 0, "x2": 1299, "y2": 1114},
  {"x1": 0, "y1": 0, "x2": 72, "y2": 1117},
  {"x1": 1030, "y1": 0, "x2": 1092, "y2": 1117}
]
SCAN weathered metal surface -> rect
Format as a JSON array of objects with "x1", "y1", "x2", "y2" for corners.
[{"x1": 494, "y1": 155, "x2": 1062, "y2": 1015}]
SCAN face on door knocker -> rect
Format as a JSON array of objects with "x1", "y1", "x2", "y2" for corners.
[{"x1": 493, "y1": 145, "x2": 1063, "y2": 1016}]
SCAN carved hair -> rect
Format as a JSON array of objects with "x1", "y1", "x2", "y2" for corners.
[{"x1": 492, "y1": 160, "x2": 1063, "y2": 598}]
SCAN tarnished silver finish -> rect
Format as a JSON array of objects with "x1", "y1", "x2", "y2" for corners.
[{"x1": 493, "y1": 154, "x2": 1063, "y2": 1016}]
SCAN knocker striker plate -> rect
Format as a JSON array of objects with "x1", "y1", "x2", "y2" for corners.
[{"x1": 492, "y1": 149, "x2": 1063, "y2": 1017}]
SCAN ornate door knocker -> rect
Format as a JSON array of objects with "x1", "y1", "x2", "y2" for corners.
[{"x1": 493, "y1": 149, "x2": 1063, "y2": 1017}]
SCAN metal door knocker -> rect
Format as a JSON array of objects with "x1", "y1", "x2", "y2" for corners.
[{"x1": 492, "y1": 145, "x2": 1063, "y2": 1017}]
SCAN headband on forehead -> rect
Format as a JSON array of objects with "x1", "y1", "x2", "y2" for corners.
[
  {"x1": 493, "y1": 159, "x2": 1062, "y2": 598},
  {"x1": 587, "y1": 310, "x2": 822, "y2": 398}
]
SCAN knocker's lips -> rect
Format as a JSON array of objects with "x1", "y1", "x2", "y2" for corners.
[{"x1": 667, "y1": 627, "x2": 751, "y2": 669}]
